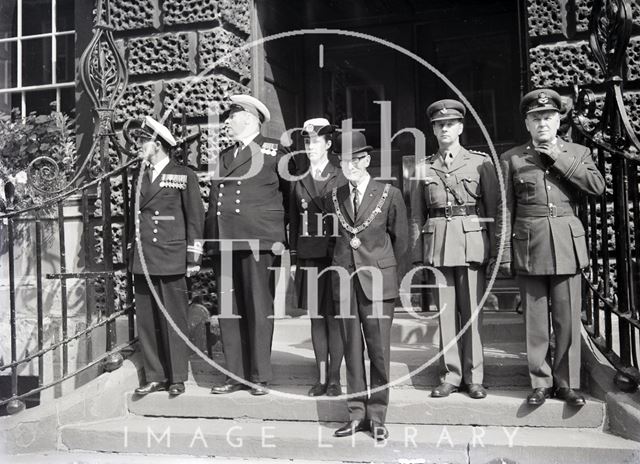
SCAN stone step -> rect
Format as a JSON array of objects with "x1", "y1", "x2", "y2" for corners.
[
  {"x1": 188, "y1": 341, "x2": 530, "y2": 388},
  {"x1": 267, "y1": 311, "x2": 525, "y2": 346},
  {"x1": 60, "y1": 417, "x2": 640, "y2": 464},
  {"x1": 127, "y1": 385, "x2": 604, "y2": 428}
]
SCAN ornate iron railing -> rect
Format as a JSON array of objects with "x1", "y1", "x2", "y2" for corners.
[
  {"x1": 0, "y1": 0, "x2": 139, "y2": 414},
  {"x1": 572, "y1": 0, "x2": 640, "y2": 392}
]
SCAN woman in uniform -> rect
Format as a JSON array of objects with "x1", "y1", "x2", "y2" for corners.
[{"x1": 289, "y1": 118, "x2": 346, "y2": 397}]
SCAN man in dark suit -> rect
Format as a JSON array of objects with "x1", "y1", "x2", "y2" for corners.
[
  {"x1": 410, "y1": 99, "x2": 498, "y2": 400},
  {"x1": 128, "y1": 116, "x2": 205, "y2": 396},
  {"x1": 497, "y1": 89, "x2": 605, "y2": 406},
  {"x1": 326, "y1": 131, "x2": 408, "y2": 441},
  {"x1": 206, "y1": 95, "x2": 290, "y2": 396}
]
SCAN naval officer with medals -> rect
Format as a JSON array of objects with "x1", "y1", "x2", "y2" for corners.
[
  {"x1": 289, "y1": 118, "x2": 346, "y2": 397},
  {"x1": 206, "y1": 95, "x2": 291, "y2": 396},
  {"x1": 326, "y1": 130, "x2": 408, "y2": 441},
  {"x1": 128, "y1": 116, "x2": 205, "y2": 397}
]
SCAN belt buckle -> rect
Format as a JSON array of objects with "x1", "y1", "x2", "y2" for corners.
[
  {"x1": 548, "y1": 204, "x2": 558, "y2": 217},
  {"x1": 444, "y1": 205, "x2": 453, "y2": 218}
]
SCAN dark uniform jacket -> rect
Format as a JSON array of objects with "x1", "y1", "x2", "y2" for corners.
[
  {"x1": 410, "y1": 147, "x2": 498, "y2": 267},
  {"x1": 325, "y1": 179, "x2": 408, "y2": 302},
  {"x1": 205, "y1": 134, "x2": 290, "y2": 252},
  {"x1": 128, "y1": 159, "x2": 205, "y2": 276},
  {"x1": 498, "y1": 140, "x2": 605, "y2": 275},
  {"x1": 289, "y1": 162, "x2": 346, "y2": 260}
]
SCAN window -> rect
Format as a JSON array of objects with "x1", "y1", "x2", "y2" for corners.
[{"x1": 0, "y1": 0, "x2": 75, "y2": 116}]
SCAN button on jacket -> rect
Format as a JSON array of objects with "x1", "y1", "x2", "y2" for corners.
[
  {"x1": 498, "y1": 141, "x2": 605, "y2": 275},
  {"x1": 128, "y1": 160, "x2": 205, "y2": 275},
  {"x1": 410, "y1": 148, "x2": 498, "y2": 267},
  {"x1": 205, "y1": 134, "x2": 290, "y2": 251}
]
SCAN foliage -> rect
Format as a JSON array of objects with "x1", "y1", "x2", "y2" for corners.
[{"x1": 0, "y1": 106, "x2": 77, "y2": 211}]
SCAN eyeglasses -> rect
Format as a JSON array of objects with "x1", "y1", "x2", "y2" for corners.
[{"x1": 339, "y1": 156, "x2": 368, "y2": 165}]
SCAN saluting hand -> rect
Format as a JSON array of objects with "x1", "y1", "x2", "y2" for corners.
[{"x1": 186, "y1": 265, "x2": 201, "y2": 277}]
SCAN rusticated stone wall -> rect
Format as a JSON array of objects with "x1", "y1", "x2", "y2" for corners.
[{"x1": 112, "y1": 0, "x2": 251, "y2": 168}]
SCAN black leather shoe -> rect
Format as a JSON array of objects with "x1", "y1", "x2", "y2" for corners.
[
  {"x1": 135, "y1": 381, "x2": 167, "y2": 395},
  {"x1": 527, "y1": 387, "x2": 552, "y2": 405},
  {"x1": 326, "y1": 383, "x2": 342, "y2": 397},
  {"x1": 308, "y1": 383, "x2": 327, "y2": 397},
  {"x1": 555, "y1": 388, "x2": 586, "y2": 407},
  {"x1": 210, "y1": 382, "x2": 247, "y2": 394},
  {"x1": 334, "y1": 419, "x2": 369, "y2": 437},
  {"x1": 370, "y1": 420, "x2": 389, "y2": 441},
  {"x1": 250, "y1": 382, "x2": 269, "y2": 396},
  {"x1": 468, "y1": 384, "x2": 487, "y2": 399},
  {"x1": 168, "y1": 382, "x2": 185, "y2": 396},
  {"x1": 431, "y1": 382, "x2": 459, "y2": 398}
]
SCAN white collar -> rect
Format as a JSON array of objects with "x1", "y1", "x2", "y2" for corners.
[
  {"x1": 350, "y1": 173, "x2": 370, "y2": 197},
  {"x1": 237, "y1": 131, "x2": 260, "y2": 148},
  {"x1": 310, "y1": 158, "x2": 330, "y2": 179},
  {"x1": 151, "y1": 156, "x2": 170, "y2": 174}
]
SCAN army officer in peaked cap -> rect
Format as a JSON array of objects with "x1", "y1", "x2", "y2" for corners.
[
  {"x1": 410, "y1": 99, "x2": 498, "y2": 400},
  {"x1": 289, "y1": 118, "x2": 346, "y2": 397},
  {"x1": 206, "y1": 94, "x2": 291, "y2": 396},
  {"x1": 128, "y1": 116, "x2": 205, "y2": 396},
  {"x1": 497, "y1": 89, "x2": 605, "y2": 406}
]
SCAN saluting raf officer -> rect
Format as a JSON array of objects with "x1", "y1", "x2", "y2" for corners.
[
  {"x1": 206, "y1": 95, "x2": 291, "y2": 396},
  {"x1": 410, "y1": 99, "x2": 498, "y2": 400},
  {"x1": 497, "y1": 89, "x2": 605, "y2": 406},
  {"x1": 128, "y1": 116, "x2": 205, "y2": 397}
]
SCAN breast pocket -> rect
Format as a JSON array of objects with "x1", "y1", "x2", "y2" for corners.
[
  {"x1": 461, "y1": 178, "x2": 481, "y2": 201},
  {"x1": 513, "y1": 174, "x2": 537, "y2": 202},
  {"x1": 425, "y1": 180, "x2": 442, "y2": 204}
]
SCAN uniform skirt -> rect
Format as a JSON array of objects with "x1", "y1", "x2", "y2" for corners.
[{"x1": 294, "y1": 257, "x2": 335, "y2": 316}]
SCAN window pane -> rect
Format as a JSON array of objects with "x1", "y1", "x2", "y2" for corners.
[
  {"x1": 25, "y1": 89, "x2": 55, "y2": 115},
  {"x1": 22, "y1": 37, "x2": 52, "y2": 86},
  {"x1": 60, "y1": 86, "x2": 75, "y2": 115},
  {"x1": 0, "y1": 92, "x2": 16, "y2": 114},
  {"x1": 56, "y1": 34, "x2": 75, "y2": 82},
  {"x1": 0, "y1": 0, "x2": 17, "y2": 39},
  {"x1": 23, "y1": 0, "x2": 52, "y2": 36},
  {"x1": 57, "y1": 0, "x2": 74, "y2": 32},
  {"x1": 0, "y1": 41, "x2": 17, "y2": 89}
]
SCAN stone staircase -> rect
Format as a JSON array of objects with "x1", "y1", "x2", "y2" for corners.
[{"x1": 58, "y1": 312, "x2": 640, "y2": 463}]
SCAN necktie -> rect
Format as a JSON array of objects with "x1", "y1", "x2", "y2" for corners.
[
  {"x1": 352, "y1": 185, "x2": 359, "y2": 216},
  {"x1": 444, "y1": 151, "x2": 454, "y2": 169},
  {"x1": 315, "y1": 169, "x2": 321, "y2": 180},
  {"x1": 234, "y1": 142, "x2": 243, "y2": 159},
  {"x1": 146, "y1": 163, "x2": 154, "y2": 182}
]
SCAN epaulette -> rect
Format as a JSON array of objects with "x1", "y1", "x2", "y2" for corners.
[
  {"x1": 261, "y1": 142, "x2": 278, "y2": 157},
  {"x1": 469, "y1": 149, "x2": 489, "y2": 157}
]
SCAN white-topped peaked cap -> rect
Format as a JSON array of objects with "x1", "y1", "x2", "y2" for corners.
[
  {"x1": 142, "y1": 116, "x2": 177, "y2": 147},
  {"x1": 230, "y1": 94, "x2": 271, "y2": 123}
]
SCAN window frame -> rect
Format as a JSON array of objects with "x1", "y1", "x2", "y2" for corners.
[{"x1": 0, "y1": 0, "x2": 75, "y2": 115}]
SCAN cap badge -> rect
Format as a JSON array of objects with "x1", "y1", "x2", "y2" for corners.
[
  {"x1": 304, "y1": 124, "x2": 315, "y2": 134},
  {"x1": 537, "y1": 92, "x2": 549, "y2": 104},
  {"x1": 440, "y1": 107, "x2": 448, "y2": 114}
]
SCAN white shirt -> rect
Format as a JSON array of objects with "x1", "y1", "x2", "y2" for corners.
[
  {"x1": 310, "y1": 158, "x2": 329, "y2": 180},
  {"x1": 234, "y1": 131, "x2": 260, "y2": 158},
  {"x1": 349, "y1": 173, "x2": 370, "y2": 215},
  {"x1": 150, "y1": 156, "x2": 170, "y2": 182}
]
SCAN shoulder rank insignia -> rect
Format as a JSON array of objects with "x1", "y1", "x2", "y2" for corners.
[
  {"x1": 159, "y1": 173, "x2": 188, "y2": 190},
  {"x1": 469, "y1": 150, "x2": 489, "y2": 157},
  {"x1": 261, "y1": 142, "x2": 278, "y2": 157}
]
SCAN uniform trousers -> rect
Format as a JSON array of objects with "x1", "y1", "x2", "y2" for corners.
[
  {"x1": 432, "y1": 266, "x2": 485, "y2": 386},
  {"x1": 518, "y1": 273, "x2": 582, "y2": 389},
  {"x1": 338, "y1": 277, "x2": 394, "y2": 424},
  {"x1": 214, "y1": 250, "x2": 277, "y2": 383},
  {"x1": 134, "y1": 274, "x2": 189, "y2": 383}
]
